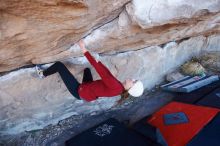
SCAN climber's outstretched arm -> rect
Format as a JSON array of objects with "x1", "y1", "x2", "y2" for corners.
[{"x1": 77, "y1": 40, "x2": 122, "y2": 89}]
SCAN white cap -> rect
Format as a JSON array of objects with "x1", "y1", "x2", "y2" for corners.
[{"x1": 128, "y1": 80, "x2": 144, "y2": 97}]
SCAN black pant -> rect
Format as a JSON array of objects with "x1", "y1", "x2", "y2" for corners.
[{"x1": 43, "y1": 61, "x2": 93, "y2": 100}]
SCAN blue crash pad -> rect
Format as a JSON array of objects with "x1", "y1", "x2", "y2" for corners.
[
  {"x1": 196, "y1": 88, "x2": 220, "y2": 109},
  {"x1": 187, "y1": 112, "x2": 220, "y2": 146},
  {"x1": 173, "y1": 80, "x2": 220, "y2": 104},
  {"x1": 161, "y1": 75, "x2": 219, "y2": 93},
  {"x1": 65, "y1": 118, "x2": 161, "y2": 146}
]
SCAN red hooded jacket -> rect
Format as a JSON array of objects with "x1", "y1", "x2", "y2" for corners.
[{"x1": 78, "y1": 51, "x2": 124, "y2": 102}]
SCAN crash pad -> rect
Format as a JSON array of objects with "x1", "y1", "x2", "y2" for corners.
[
  {"x1": 66, "y1": 118, "x2": 160, "y2": 146},
  {"x1": 147, "y1": 102, "x2": 219, "y2": 146},
  {"x1": 196, "y1": 87, "x2": 220, "y2": 109},
  {"x1": 187, "y1": 112, "x2": 220, "y2": 146}
]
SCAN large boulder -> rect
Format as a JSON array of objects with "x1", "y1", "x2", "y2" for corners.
[
  {"x1": 0, "y1": 35, "x2": 219, "y2": 134},
  {"x1": 0, "y1": 0, "x2": 220, "y2": 138},
  {"x1": 0, "y1": 0, "x2": 130, "y2": 72}
]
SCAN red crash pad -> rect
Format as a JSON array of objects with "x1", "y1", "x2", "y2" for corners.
[{"x1": 148, "y1": 102, "x2": 219, "y2": 146}]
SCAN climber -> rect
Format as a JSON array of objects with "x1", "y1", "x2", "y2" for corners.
[{"x1": 35, "y1": 40, "x2": 144, "y2": 102}]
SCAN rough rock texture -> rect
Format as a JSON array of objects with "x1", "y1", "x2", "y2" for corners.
[
  {"x1": 1, "y1": 0, "x2": 220, "y2": 139},
  {"x1": 0, "y1": 0, "x2": 130, "y2": 72},
  {"x1": 126, "y1": 0, "x2": 220, "y2": 28},
  {"x1": 1, "y1": 0, "x2": 220, "y2": 72}
]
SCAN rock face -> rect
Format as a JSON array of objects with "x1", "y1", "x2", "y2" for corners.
[
  {"x1": 1, "y1": 35, "x2": 220, "y2": 135},
  {"x1": 0, "y1": 0, "x2": 220, "y2": 136},
  {"x1": 0, "y1": 0, "x2": 129, "y2": 72},
  {"x1": 126, "y1": 0, "x2": 220, "y2": 28}
]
